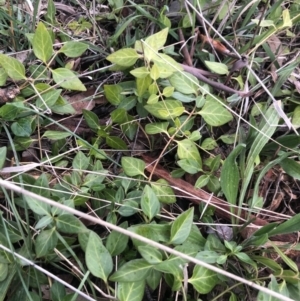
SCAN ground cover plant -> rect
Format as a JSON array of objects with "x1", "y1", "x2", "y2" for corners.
[{"x1": 0, "y1": 0, "x2": 300, "y2": 300}]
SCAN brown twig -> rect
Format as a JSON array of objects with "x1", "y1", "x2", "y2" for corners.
[
  {"x1": 181, "y1": 64, "x2": 252, "y2": 96},
  {"x1": 142, "y1": 154, "x2": 297, "y2": 243}
]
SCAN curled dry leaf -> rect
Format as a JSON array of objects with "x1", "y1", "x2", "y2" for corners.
[
  {"x1": 0, "y1": 86, "x2": 20, "y2": 103},
  {"x1": 198, "y1": 33, "x2": 230, "y2": 54}
]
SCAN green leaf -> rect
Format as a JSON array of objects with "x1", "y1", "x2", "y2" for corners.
[
  {"x1": 136, "y1": 75, "x2": 152, "y2": 97},
  {"x1": 59, "y1": 41, "x2": 89, "y2": 57},
  {"x1": 106, "y1": 136, "x2": 128, "y2": 150},
  {"x1": 169, "y1": 71, "x2": 198, "y2": 95},
  {"x1": 110, "y1": 259, "x2": 152, "y2": 282},
  {"x1": 50, "y1": 281, "x2": 66, "y2": 301},
  {"x1": 104, "y1": 84, "x2": 123, "y2": 105},
  {"x1": 45, "y1": 0, "x2": 56, "y2": 24},
  {"x1": 52, "y1": 68, "x2": 86, "y2": 91},
  {"x1": 0, "y1": 147, "x2": 7, "y2": 169},
  {"x1": 268, "y1": 213, "x2": 300, "y2": 237},
  {"x1": 130, "y1": 66, "x2": 149, "y2": 78},
  {"x1": 188, "y1": 266, "x2": 218, "y2": 294},
  {"x1": 195, "y1": 175, "x2": 210, "y2": 189},
  {"x1": 151, "y1": 179, "x2": 176, "y2": 204},
  {"x1": 145, "y1": 122, "x2": 169, "y2": 135},
  {"x1": 51, "y1": 96, "x2": 76, "y2": 115},
  {"x1": 0, "y1": 103, "x2": 24, "y2": 121},
  {"x1": 35, "y1": 228, "x2": 57, "y2": 258},
  {"x1": 11, "y1": 117, "x2": 33, "y2": 137},
  {"x1": 106, "y1": 221, "x2": 129, "y2": 256},
  {"x1": 177, "y1": 139, "x2": 202, "y2": 167},
  {"x1": 117, "y1": 281, "x2": 145, "y2": 301},
  {"x1": 141, "y1": 185, "x2": 160, "y2": 221},
  {"x1": 0, "y1": 54, "x2": 26, "y2": 81},
  {"x1": 32, "y1": 22, "x2": 53, "y2": 63},
  {"x1": 280, "y1": 158, "x2": 300, "y2": 180},
  {"x1": 121, "y1": 157, "x2": 145, "y2": 177},
  {"x1": 144, "y1": 99, "x2": 185, "y2": 120},
  {"x1": 72, "y1": 151, "x2": 89, "y2": 171},
  {"x1": 24, "y1": 195, "x2": 51, "y2": 216},
  {"x1": 199, "y1": 96, "x2": 233, "y2": 126},
  {"x1": 138, "y1": 245, "x2": 162, "y2": 264},
  {"x1": 56, "y1": 214, "x2": 87, "y2": 234},
  {"x1": 143, "y1": 28, "x2": 169, "y2": 61},
  {"x1": 42, "y1": 131, "x2": 71, "y2": 140},
  {"x1": 82, "y1": 109, "x2": 99, "y2": 130},
  {"x1": 107, "y1": 48, "x2": 139, "y2": 67},
  {"x1": 177, "y1": 158, "x2": 201, "y2": 174},
  {"x1": 220, "y1": 144, "x2": 245, "y2": 206},
  {"x1": 0, "y1": 67, "x2": 7, "y2": 85},
  {"x1": 204, "y1": 61, "x2": 229, "y2": 75},
  {"x1": 170, "y1": 207, "x2": 194, "y2": 245},
  {"x1": 0, "y1": 262, "x2": 8, "y2": 282},
  {"x1": 86, "y1": 231, "x2": 113, "y2": 283},
  {"x1": 36, "y1": 89, "x2": 62, "y2": 110},
  {"x1": 196, "y1": 251, "x2": 219, "y2": 264}
]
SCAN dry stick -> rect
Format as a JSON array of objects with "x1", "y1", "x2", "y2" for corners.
[
  {"x1": 142, "y1": 154, "x2": 298, "y2": 243},
  {"x1": 178, "y1": 28, "x2": 193, "y2": 67},
  {"x1": 181, "y1": 64, "x2": 252, "y2": 96}
]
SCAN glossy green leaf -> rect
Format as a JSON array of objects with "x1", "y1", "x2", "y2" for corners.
[
  {"x1": 110, "y1": 259, "x2": 152, "y2": 282},
  {"x1": 106, "y1": 136, "x2": 128, "y2": 150},
  {"x1": 25, "y1": 195, "x2": 51, "y2": 216},
  {"x1": 35, "y1": 228, "x2": 58, "y2": 258},
  {"x1": 0, "y1": 54, "x2": 26, "y2": 81},
  {"x1": 199, "y1": 96, "x2": 233, "y2": 126},
  {"x1": 170, "y1": 207, "x2": 194, "y2": 245},
  {"x1": 56, "y1": 214, "x2": 87, "y2": 234},
  {"x1": 204, "y1": 61, "x2": 229, "y2": 75},
  {"x1": 50, "y1": 281, "x2": 66, "y2": 301},
  {"x1": 268, "y1": 213, "x2": 300, "y2": 237},
  {"x1": 220, "y1": 144, "x2": 245, "y2": 206},
  {"x1": 104, "y1": 84, "x2": 124, "y2": 105},
  {"x1": 143, "y1": 27, "x2": 168, "y2": 61},
  {"x1": 121, "y1": 157, "x2": 145, "y2": 177},
  {"x1": 151, "y1": 179, "x2": 176, "y2": 204},
  {"x1": 52, "y1": 68, "x2": 86, "y2": 91},
  {"x1": 195, "y1": 175, "x2": 210, "y2": 189},
  {"x1": 51, "y1": 96, "x2": 76, "y2": 115},
  {"x1": 82, "y1": 109, "x2": 99, "y2": 130},
  {"x1": 11, "y1": 117, "x2": 33, "y2": 137},
  {"x1": 280, "y1": 158, "x2": 300, "y2": 180},
  {"x1": 45, "y1": 0, "x2": 56, "y2": 24},
  {"x1": 32, "y1": 22, "x2": 53, "y2": 63},
  {"x1": 141, "y1": 185, "x2": 160, "y2": 221},
  {"x1": 145, "y1": 122, "x2": 169, "y2": 135},
  {"x1": 36, "y1": 89, "x2": 62, "y2": 110},
  {"x1": 59, "y1": 41, "x2": 88, "y2": 57},
  {"x1": 0, "y1": 67, "x2": 7, "y2": 85},
  {"x1": 130, "y1": 66, "x2": 149, "y2": 78},
  {"x1": 152, "y1": 54, "x2": 182, "y2": 77},
  {"x1": 42, "y1": 131, "x2": 71, "y2": 140},
  {"x1": 0, "y1": 103, "x2": 24, "y2": 121},
  {"x1": 117, "y1": 281, "x2": 145, "y2": 301},
  {"x1": 136, "y1": 75, "x2": 152, "y2": 97},
  {"x1": 106, "y1": 221, "x2": 129, "y2": 256},
  {"x1": 86, "y1": 231, "x2": 113, "y2": 283},
  {"x1": 144, "y1": 99, "x2": 185, "y2": 120},
  {"x1": 72, "y1": 151, "x2": 89, "y2": 170},
  {"x1": 0, "y1": 263, "x2": 8, "y2": 282},
  {"x1": 138, "y1": 245, "x2": 162, "y2": 264},
  {"x1": 196, "y1": 251, "x2": 219, "y2": 264},
  {"x1": 177, "y1": 158, "x2": 201, "y2": 174},
  {"x1": 107, "y1": 48, "x2": 139, "y2": 67},
  {"x1": 188, "y1": 266, "x2": 218, "y2": 294},
  {"x1": 177, "y1": 139, "x2": 202, "y2": 167},
  {"x1": 0, "y1": 147, "x2": 7, "y2": 169},
  {"x1": 169, "y1": 71, "x2": 198, "y2": 95}
]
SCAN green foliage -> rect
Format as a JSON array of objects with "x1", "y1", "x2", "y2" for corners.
[{"x1": 0, "y1": 2, "x2": 300, "y2": 301}]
